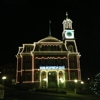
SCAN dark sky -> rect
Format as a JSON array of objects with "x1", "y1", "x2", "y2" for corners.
[{"x1": 1, "y1": 0, "x2": 100, "y2": 79}]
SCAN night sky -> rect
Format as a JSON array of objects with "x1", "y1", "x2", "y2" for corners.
[{"x1": 1, "y1": 0, "x2": 100, "y2": 79}]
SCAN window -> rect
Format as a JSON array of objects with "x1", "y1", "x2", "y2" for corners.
[
  {"x1": 57, "y1": 58, "x2": 61, "y2": 66},
  {"x1": 25, "y1": 63, "x2": 31, "y2": 69},
  {"x1": 65, "y1": 71, "x2": 68, "y2": 80},
  {"x1": 68, "y1": 45, "x2": 74, "y2": 52},
  {"x1": 35, "y1": 59, "x2": 39, "y2": 68},
  {"x1": 70, "y1": 71, "x2": 75, "y2": 80},
  {"x1": 70, "y1": 62, "x2": 75, "y2": 68},
  {"x1": 41, "y1": 59, "x2": 45, "y2": 66},
  {"x1": 51, "y1": 46, "x2": 53, "y2": 51},
  {"x1": 62, "y1": 58, "x2": 67, "y2": 67},
  {"x1": 70, "y1": 71, "x2": 78, "y2": 80},
  {"x1": 23, "y1": 55, "x2": 31, "y2": 61},
  {"x1": 69, "y1": 56, "x2": 74, "y2": 60},
  {"x1": 25, "y1": 73, "x2": 31, "y2": 81},
  {"x1": 42, "y1": 45, "x2": 45, "y2": 51}
]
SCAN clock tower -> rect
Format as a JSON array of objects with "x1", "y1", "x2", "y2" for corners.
[{"x1": 62, "y1": 12, "x2": 74, "y2": 40}]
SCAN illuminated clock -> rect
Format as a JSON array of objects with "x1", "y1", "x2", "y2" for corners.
[
  {"x1": 67, "y1": 32, "x2": 72, "y2": 37},
  {"x1": 64, "y1": 30, "x2": 74, "y2": 39}
]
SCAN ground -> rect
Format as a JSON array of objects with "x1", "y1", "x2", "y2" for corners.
[{"x1": 3, "y1": 87, "x2": 100, "y2": 100}]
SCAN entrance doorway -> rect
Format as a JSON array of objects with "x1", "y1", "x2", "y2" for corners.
[
  {"x1": 40, "y1": 70, "x2": 65, "y2": 89},
  {"x1": 48, "y1": 71, "x2": 57, "y2": 88}
]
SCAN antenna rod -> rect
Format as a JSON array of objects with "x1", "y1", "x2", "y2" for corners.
[
  {"x1": 66, "y1": 12, "x2": 68, "y2": 19},
  {"x1": 49, "y1": 20, "x2": 51, "y2": 35}
]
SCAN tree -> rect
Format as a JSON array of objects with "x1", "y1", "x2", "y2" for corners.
[{"x1": 91, "y1": 73, "x2": 100, "y2": 96}]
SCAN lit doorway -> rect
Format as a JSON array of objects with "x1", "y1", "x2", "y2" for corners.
[{"x1": 48, "y1": 71, "x2": 57, "y2": 88}]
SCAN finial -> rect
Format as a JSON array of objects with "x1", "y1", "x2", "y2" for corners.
[
  {"x1": 49, "y1": 20, "x2": 51, "y2": 36},
  {"x1": 66, "y1": 12, "x2": 68, "y2": 18}
]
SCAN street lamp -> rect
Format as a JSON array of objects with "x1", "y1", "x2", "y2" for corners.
[
  {"x1": 74, "y1": 79, "x2": 78, "y2": 93},
  {"x1": 2, "y1": 76, "x2": 7, "y2": 85},
  {"x1": 80, "y1": 81, "x2": 84, "y2": 92},
  {"x1": 81, "y1": 81, "x2": 84, "y2": 84},
  {"x1": 74, "y1": 79, "x2": 78, "y2": 83},
  {"x1": 2, "y1": 76, "x2": 7, "y2": 80}
]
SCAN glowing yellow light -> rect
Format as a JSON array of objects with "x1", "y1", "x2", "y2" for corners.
[
  {"x1": 2, "y1": 76, "x2": 7, "y2": 80},
  {"x1": 59, "y1": 78, "x2": 64, "y2": 83},
  {"x1": 74, "y1": 79, "x2": 78, "y2": 83},
  {"x1": 81, "y1": 81, "x2": 84, "y2": 84},
  {"x1": 43, "y1": 78, "x2": 47, "y2": 81}
]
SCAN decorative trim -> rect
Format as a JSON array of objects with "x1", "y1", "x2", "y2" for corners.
[{"x1": 35, "y1": 56, "x2": 67, "y2": 59}]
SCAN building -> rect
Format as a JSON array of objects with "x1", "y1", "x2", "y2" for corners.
[{"x1": 16, "y1": 13, "x2": 81, "y2": 90}]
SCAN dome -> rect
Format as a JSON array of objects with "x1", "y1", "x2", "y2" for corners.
[{"x1": 38, "y1": 35, "x2": 62, "y2": 42}]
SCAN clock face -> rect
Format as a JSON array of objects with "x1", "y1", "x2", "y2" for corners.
[
  {"x1": 67, "y1": 32, "x2": 72, "y2": 37},
  {"x1": 64, "y1": 30, "x2": 74, "y2": 39}
]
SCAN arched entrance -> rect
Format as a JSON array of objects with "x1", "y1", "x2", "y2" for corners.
[
  {"x1": 40, "y1": 70, "x2": 66, "y2": 89},
  {"x1": 48, "y1": 71, "x2": 57, "y2": 88}
]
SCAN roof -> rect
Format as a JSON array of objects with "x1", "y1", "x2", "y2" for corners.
[{"x1": 38, "y1": 35, "x2": 62, "y2": 42}]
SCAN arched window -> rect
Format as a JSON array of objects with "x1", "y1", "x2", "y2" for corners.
[{"x1": 68, "y1": 45, "x2": 74, "y2": 52}]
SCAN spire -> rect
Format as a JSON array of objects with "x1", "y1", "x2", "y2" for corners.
[
  {"x1": 49, "y1": 20, "x2": 51, "y2": 36},
  {"x1": 66, "y1": 12, "x2": 68, "y2": 19}
]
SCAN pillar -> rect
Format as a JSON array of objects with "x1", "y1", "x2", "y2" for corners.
[
  {"x1": 57, "y1": 71, "x2": 59, "y2": 87},
  {"x1": 46, "y1": 71, "x2": 48, "y2": 88},
  {"x1": 39, "y1": 71, "x2": 42, "y2": 88},
  {"x1": 63, "y1": 71, "x2": 66, "y2": 88}
]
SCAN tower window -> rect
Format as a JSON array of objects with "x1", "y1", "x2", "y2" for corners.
[
  {"x1": 68, "y1": 45, "x2": 74, "y2": 52},
  {"x1": 70, "y1": 62, "x2": 75, "y2": 68}
]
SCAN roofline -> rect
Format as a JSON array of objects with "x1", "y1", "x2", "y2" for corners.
[{"x1": 38, "y1": 36, "x2": 62, "y2": 42}]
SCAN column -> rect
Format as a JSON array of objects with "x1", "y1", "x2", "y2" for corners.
[
  {"x1": 57, "y1": 71, "x2": 59, "y2": 87},
  {"x1": 39, "y1": 71, "x2": 42, "y2": 88},
  {"x1": 77, "y1": 55, "x2": 81, "y2": 80},
  {"x1": 46, "y1": 71, "x2": 48, "y2": 88},
  {"x1": 63, "y1": 71, "x2": 66, "y2": 88}
]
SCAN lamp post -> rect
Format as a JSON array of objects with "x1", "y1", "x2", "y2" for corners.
[
  {"x1": 2, "y1": 76, "x2": 7, "y2": 86},
  {"x1": 74, "y1": 79, "x2": 78, "y2": 93},
  {"x1": 81, "y1": 81, "x2": 84, "y2": 92},
  {"x1": 81, "y1": 81, "x2": 84, "y2": 84}
]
